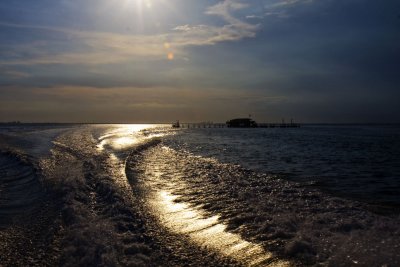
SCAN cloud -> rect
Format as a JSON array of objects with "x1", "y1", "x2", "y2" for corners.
[
  {"x1": 262, "y1": 0, "x2": 315, "y2": 17},
  {"x1": 173, "y1": 23, "x2": 257, "y2": 45},
  {"x1": 0, "y1": 1, "x2": 259, "y2": 67},
  {"x1": 245, "y1": 15, "x2": 264, "y2": 20},
  {"x1": 0, "y1": 23, "x2": 172, "y2": 65},
  {"x1": 0, "y1": 84, "x2": 286, "y2": 122},
  {"x1": 175, "y1": 0, "x2": 261, "y2": 44},
  {"x1": 265, "y1": 0, "x2": 314, "y2": 9},
  {"x1": 2, "y1": 70, "x2": 31, "y2": 79},
  {"x1": 206, "y1": 0, "x2": 249, "y2": 20},
  {"x1": 4, "y1": 84, "x2": 284, "y2": 105},
  {"x1": 206, "y1": 0, "x2": 258, "y2": 31}
]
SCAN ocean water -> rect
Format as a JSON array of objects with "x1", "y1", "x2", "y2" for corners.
[
  {"x1": 1, "y1": 123, "x2": 400, "y2": 266},
  {"x1": 163, "y1": 125, "x2": 400, "y2": 207}
]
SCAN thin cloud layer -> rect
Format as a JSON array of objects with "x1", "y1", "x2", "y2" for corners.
[
  {"x1": 0, "y1": 0, "x2": 259, "y2": 66},
  {"x1": 0, "y1": 84, "x2": 286, "y2": 122}
]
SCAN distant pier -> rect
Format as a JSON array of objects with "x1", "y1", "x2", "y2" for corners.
[
  {"x1": 180, "y1": 123, "x2": 226, "y2": 128},
  {"x1": 178, "y1": 122, "x2": 300, "y2": 128}
]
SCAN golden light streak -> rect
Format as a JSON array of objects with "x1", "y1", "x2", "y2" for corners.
[{"x1": 152, "y1": 190, "x2": 291, "y2": 266}]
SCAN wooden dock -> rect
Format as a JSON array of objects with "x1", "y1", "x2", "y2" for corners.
[
  {"x1": 258, "y1": 123, "x2": 300, "y2": 128},
  {"x1": 180, "y1": 123, "x2": 226, "y2": 128}
]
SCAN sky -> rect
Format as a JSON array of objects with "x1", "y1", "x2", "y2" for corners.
[{"x1": 0, "y1": 0, "x2": 399, "y2": 123}]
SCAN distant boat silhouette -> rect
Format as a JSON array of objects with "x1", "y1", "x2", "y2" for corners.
[{"x1": 172, "y1": 120, "x2": 180, "y2": 128}]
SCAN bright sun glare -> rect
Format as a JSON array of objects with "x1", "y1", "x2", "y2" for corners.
[
  {"x1": 123, "y1": 0, "x2": 175, "y2": 60},
  {"x1": 130, "y1": 0, "x2": 153, "y2": 9}
]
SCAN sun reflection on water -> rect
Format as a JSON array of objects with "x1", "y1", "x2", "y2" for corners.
[
  {"x1": 96, "y1": 124, "x2": 172, "y2": 200},
  {"x1": 97, "y1": 124, "x2": 289, "y2": 266},
  {"x1": 152, "y1": 190, "x2": 290, "y2": 267},
  {"x1": 97, "y1": 124, "x2": 158, "y2": 151}
]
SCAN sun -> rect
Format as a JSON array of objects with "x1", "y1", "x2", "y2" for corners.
[
  {"x1": 122, "y1": 0, "x2": 174, "y2": 16},
  {"x1": 128, "y1": 0, "x2": 153, "y2": 9}
]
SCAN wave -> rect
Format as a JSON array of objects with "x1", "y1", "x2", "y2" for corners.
[
  {"x1": 0, "y1": 149, "x2": 63, "y2": 266},
  {"x1": 127, "y1": 143, "x2": 400, "y2": 266},
  {"x1": 0, "y1": 150, "x2": 44, "y2": 227},
  {"x1": 1, "y1": 127, "x2": 161, "y2": 266},
  {"x1": 44, "y1": 129, "x2": 161, "y2": 266}
]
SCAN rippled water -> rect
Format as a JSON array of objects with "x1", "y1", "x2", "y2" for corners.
[
  {"x1": 1, "y1": 124, "x2": 399, "y2": 266},
  {"x1": 163, "y1": 125, "x2": 400, "y2": 207},
  {"x1": 151, "y1": 190, "x2": 283, "y2": 266}
]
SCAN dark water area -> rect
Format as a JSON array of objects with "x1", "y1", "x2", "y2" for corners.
[
  {"x1": 0, "y1": 123, "x2": 78, "y2": 158},
  {"x1": 163, "y1": 125, "x2": 400, "y2": 208}
]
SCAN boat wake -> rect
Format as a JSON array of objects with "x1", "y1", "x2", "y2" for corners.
[
  {"x1": 127, "y1": 143, "x2": 400, "y2": 267},
  {"x1": 1, "y1": 124, "x2": 399, "y2": 267}
]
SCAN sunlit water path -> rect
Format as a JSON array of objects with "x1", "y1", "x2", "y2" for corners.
[
  {"x1": 151, "y1": 190, "x2": 289, "y2": 267},
  {"x1": 97, "y1": 125, "x2": 288, "y2": 266},
  {"x1": 96, "y1": 124, "x2": 156, "y2": 190}
]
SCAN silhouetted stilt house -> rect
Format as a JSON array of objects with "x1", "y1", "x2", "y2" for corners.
[{"x1": 226, "y1": 118, "x2": 258, "y2": 128}]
